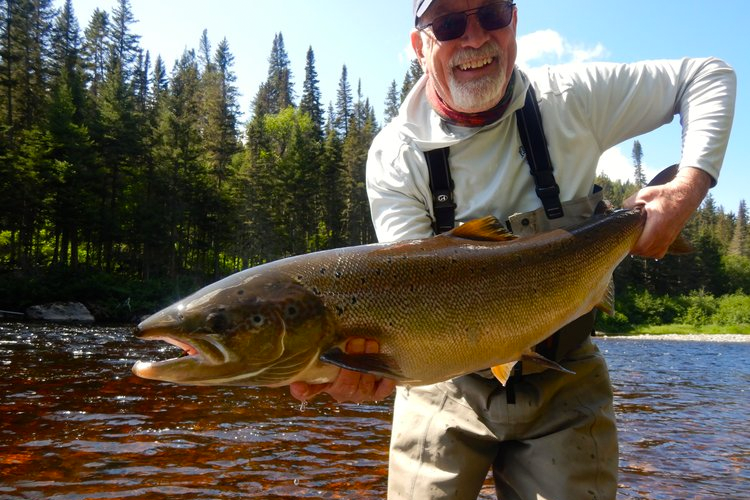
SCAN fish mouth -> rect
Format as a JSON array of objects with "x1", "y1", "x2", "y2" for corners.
[{"x1": 131, "y1": 330, "x2": 229, "y2": 382}]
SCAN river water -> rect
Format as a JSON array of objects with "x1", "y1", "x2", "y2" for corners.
[{"x1": 0, "y1": 324, "x2": 747, "y2": 499}]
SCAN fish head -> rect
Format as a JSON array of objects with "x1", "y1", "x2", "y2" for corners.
[{"x1": 132, "y1": 271, "x2": 336, "y2": 386}]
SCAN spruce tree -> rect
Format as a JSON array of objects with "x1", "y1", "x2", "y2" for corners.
[
  {"x1": 108, "y1": 0, "x2": 140, "y2": 81},
  {"x1": 384, "y1": 79, "x2": 399, "y2": 124},
  {"x1": 252, "y1": 32, "x2": 293, "y2": 117},
  {"x1": 334, "y1": 65, "x2": 351, "y2": 137},
  {"x1": 400, "y1": 58, "x2": 423, "y2": 102},
  {"x1": 729, "y1": 200, "x2": 748, "y2": 257},
  {"x1": 81, "y1": 9, "x2": 108, "y2": 98},
  {"x1": 299, "y1": 46, "x2": 324, "y2": 137},
  {"x1": 632, "y1": 140, "x2": 646, "y2": 187}
]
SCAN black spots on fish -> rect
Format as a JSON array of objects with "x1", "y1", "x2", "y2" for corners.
[
  {"x1": 360, "y1": 277, "x2": 367, "y2": 285},
  {"x1": 319, "y1": 267, "x2": 327, "y2": 275},
  {"x1": 236, "y1": 289, "x2": 245, "y2": 296},
  {"x1": 334, "y1": 271, "x2": 342, "y2": 279},
  {"x1": 250, "y1": 313, "x2": 266, "y2": 328},
  {"x1": 350, "y1": 296, "x2": 358, "y2": 306},
  {"x1": 284, "y1": 303, "x2": 299, "y2": 319},
  {"x1": 312, "y1": 286, "x2": 321, "y2": 296},
  {"x1": 335, "y1": 305, "x2": 345, "y2": 316}
]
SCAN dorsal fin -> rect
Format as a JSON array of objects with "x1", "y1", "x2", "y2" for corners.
[{"x1": 444, "y1": 216, "x2": 517, "y2": 242}]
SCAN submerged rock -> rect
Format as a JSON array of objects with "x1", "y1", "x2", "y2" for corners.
[{"x1": 25, "y1": 302, "x2": 95, "y2": 323}]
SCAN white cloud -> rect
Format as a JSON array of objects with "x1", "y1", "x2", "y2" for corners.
[
  {"x1": 397, "y1": 29, "x2": 606, "y2": 71},
  {"x1": 400, "y1": 41, "x2": 417, "y2": 65},
  {"x1": 596, "y1": 145, "x2": 658, "y2": 184},
  {"x1": 517, "y1": 29, "x2": 607, "y2": 69}
]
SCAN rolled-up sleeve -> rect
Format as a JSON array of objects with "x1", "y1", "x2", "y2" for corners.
[{"x1": 562, "y1": 57, "x2": 736, "y2": 185}]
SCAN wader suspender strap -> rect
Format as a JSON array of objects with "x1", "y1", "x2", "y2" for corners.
[
  {"x1": 425, "y1": 147, "x2": 455, "y2": 234},
  {"x1": 425, "y1": 85, "x2": 564, "y2": 235},
  {"x1": 515, "y1": 85, "x2": 564, "y2": 220}
]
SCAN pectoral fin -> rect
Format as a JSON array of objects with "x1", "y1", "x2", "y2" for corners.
[
  {"x1": 491, "y1": 351, "x2": 575, "y2": 386},
  {"x1": 320, "y1": 347, "x2": 409, "y2": 382},
  {"x1": 521, "y1": 350, "x2": 575, "y2": 374}
]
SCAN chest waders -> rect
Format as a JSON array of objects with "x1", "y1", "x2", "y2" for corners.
[{"x1": 425, "y1": 86, "x2": 598, "y2": 403}]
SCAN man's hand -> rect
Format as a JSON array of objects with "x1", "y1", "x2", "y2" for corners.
[
  {"x1": 289, "y1": 338, "x2": 397, "y2": 404},
  {"x1": 624, "y1": 166, "x2": 712, "y2": 259}
]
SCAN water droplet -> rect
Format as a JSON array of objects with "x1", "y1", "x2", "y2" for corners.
[
  {"x1": 293, "y1": 478, "x2": 300, "y2": 486},
  {"x1": 299, "y1": 400, "x2": 308, "y2": 412}
]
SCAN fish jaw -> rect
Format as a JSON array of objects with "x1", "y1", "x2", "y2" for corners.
[{"x1": 131, "y1": 327, "x2": 236, "y2": 384}]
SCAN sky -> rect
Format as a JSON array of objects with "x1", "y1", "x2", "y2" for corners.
[{"x1": 59, "y1": 0, "x2": 747, "y2": 213}]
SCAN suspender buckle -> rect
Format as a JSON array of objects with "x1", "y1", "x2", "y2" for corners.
[{"x1": 535, "y1": 184, "x2": 560, "y2": 199}]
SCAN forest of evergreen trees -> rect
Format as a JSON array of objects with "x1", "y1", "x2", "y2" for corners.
[{"x1": 1, "y1": 0, "x2": 748, "y2": 327}]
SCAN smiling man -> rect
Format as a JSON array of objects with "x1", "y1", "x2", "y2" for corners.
[{"x1": 291, "y1": 1, "x2": 736, "y2": 498}]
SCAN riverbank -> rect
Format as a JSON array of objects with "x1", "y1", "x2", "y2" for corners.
[
  {"x1": 598, "y1": 322, "x2": 750, "y2": 336},
  {"x1": 598, "y1": 333, "x2": 750, "y2": 342}
]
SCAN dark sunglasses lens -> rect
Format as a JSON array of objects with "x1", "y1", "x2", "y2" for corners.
[
  {"x1": 478, "y1": 3, "x2": 514, "y2": 30},
  {"x1": 432, "y1": 13, "x2": 468, "y2": 41},
  {"x1": 430, "y1": 3, "x2": 514, "y2": 41}
]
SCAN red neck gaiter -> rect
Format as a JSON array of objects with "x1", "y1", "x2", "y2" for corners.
[{"x1": 426, "y1": 71, "x2": 516, "y2": 128}]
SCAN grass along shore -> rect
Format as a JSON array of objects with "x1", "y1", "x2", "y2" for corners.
[{"x1": 599, "y1": 323, "x2": 750, "y2": 336}]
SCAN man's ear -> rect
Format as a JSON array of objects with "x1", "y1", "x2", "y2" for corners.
[{"x1": 410, "y1": 30, "x2": 426, "y2": 67}]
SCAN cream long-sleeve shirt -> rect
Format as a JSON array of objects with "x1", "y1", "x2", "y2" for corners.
[{"x1": 366, "y1": 58, "x2": 736, "y2": 243}]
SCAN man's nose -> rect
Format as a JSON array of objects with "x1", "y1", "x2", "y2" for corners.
[{"x1": 460, "y1": 13, "x2": 491, "y2": 47}]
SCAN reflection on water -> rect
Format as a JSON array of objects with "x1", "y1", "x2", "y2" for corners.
[{"x1": 0, "y1": 325, "x2": 748, "y2": 499}]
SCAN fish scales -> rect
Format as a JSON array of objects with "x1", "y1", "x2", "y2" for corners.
[
  {"x1": 131, "y1": 204, "x2": 648, "y2": 387},
  {"x1": 291, "y1": 209, "x2": 641, "y2": 383}
]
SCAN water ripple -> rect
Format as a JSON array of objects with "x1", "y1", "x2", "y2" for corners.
[{"x1": 0, "y1": 326, "x2": 747, "y2": 499}]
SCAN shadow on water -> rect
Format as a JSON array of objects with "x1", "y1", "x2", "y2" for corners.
[{"x1": 0, "y1": 325, "x2": 748, "y2": 499}]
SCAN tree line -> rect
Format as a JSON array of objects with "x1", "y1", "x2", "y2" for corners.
[{"x1": 1, "y1": 0, "x2": 748, "y2": 322}]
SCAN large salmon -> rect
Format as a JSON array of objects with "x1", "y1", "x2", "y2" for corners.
[{"x1": 132, "y1": 200, "x2": 664, "y2": 387}]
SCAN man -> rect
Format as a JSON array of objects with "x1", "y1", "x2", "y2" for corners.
[{"x1": 291, "y1": 1, "x2": 736, "y2": 498}]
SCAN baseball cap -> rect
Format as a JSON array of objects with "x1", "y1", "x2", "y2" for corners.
[{"x1": 413, "y1": 0, "x2": 435, "y2": 26}]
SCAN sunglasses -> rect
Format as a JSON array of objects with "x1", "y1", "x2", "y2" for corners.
[{"x1": 418, "y1": 2, "x2": 516, "y2": 42}]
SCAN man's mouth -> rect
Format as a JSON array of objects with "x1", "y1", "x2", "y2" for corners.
[{"x1": 456, "y1": 57, "x2": 495, "y2": 71}]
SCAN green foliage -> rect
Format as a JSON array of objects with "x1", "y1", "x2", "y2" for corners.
[
  {"x1": 631, "y1": 290, "x2": 683, "y2": 325},
  {"x1": 679, "y1": 290, "x2": 717, "y2": 326},
  {"x1": 722, "y1": 254, "x2": 750, "y2": 293},
  {"x1": 713, "y1": 293, "x2": 750, "y2": 325},
  {"x1": 598, "y1": 288, "x2": 750, "y2": 332},
  {"x1": 596, "y1": 310, "x2": 633, "y2": 333},
  {"x1": 0, "y1": 4, "x2": 745, "y2": 324}
]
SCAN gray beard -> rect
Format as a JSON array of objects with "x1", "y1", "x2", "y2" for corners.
[{"x1": 448, "y1": 70, "x2": 505, "y2": 112}]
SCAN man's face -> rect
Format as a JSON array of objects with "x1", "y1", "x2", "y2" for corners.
[{"x1": 412, "y1": 0, "x2": 517, "y2": 114}]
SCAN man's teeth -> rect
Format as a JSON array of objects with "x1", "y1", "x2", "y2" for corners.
[{"x1": 458, "y1": 57, "x2": 493, "y2": 71}]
